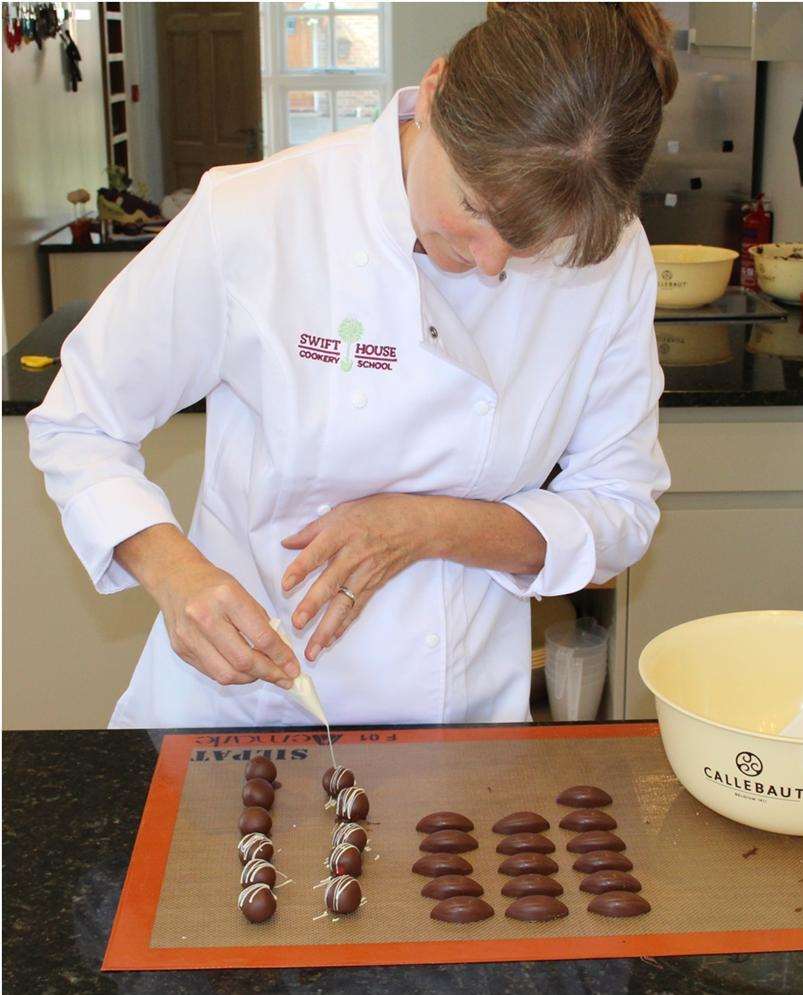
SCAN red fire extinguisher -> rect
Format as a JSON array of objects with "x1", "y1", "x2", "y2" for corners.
[{"x1": 740, "y1": 194, "x2": 773, "y2": 290}]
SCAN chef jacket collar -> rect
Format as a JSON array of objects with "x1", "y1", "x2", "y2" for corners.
[{"x1": 368, "y1": 87, "x2": 420, "y2": 257}]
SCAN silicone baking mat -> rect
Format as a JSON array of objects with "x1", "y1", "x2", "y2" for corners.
[{"x1": 103, "y1": 723, "x2": 803, "y2": 971}]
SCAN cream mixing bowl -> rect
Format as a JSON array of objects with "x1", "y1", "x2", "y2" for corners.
[
  {"x1": 652, "y1": 244, "x2": 739, "y2": 308},
  {"x1": 749, "y1": 243, "x2": 803, "y2": 305},
  {"x1": 639, "y1": 611, "x2": 803, "y2": 835}
]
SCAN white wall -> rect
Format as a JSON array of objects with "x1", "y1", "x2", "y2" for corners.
[
  {"x1": 1, "y1": 3, "x2": 107, "y2": 348},
  {"x1": 761, "y1": 60, "x2": 803, "y2": 242},
  {"x1": 391, "y1": 2, "x2": 484, "y2": 89}
]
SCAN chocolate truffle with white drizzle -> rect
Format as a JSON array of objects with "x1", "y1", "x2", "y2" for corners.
[{"x1": 336, "y1": 785, "x2": 369, "y2": 822}]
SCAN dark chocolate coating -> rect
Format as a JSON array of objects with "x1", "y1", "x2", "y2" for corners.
[
  {"x1": 431, "y1": 896, "x2": 494, "y2": 923},
  {"x1": 412, "y1": 853, "x2": 473, "y2": 877},
  {"x1": 328, "y1": 844, "x2": 362, "y2": 878},
  {"x1": 335, "y1": 786, "x2": 369, "y2": 821},
  {"x1": 419, "y1": 830, "x2": 478, "y2": 854},
  {"x1": 505, "y1": 895, "x2": 569, "y2": 921},
  {"x1": 556, "y1": 785, "x2": 612, "y2": 809},
  {"x1": 238, "y1": 885, "x2": 276, "y2": 923},
  {"x1": 588, "y1": 890, "x2": 651, "y2": 917},
  {"x1": 325, "y1": 875, "x2": 362, "y2": 914},
  {"x1": 498, "y1": 852, "x2": 559, "y2": 877},
  {"x1": 558, "y1": 809, "x2": 617, "y2": 832},
  {"x1": 331, "y1": 822, "x2": 368, "y2": 851},
  {"x1": 580, "y1": 870, "x2": 642, "y2": 894},
  {"x1": 421, "y1": 875, "x2": 484, "y2": 900},
  {"x1": 322, "y1": 766, "x2": 355, "y2": 797},
  {"x1": 495, "y1": 833, "x2": 555, "y2": 855},
  {"x1": 240, "y1": 859, "x2": 276, "y2": 888},
  {"x1": 238, "y1": 806, "x2": 273, "y2": 838},
  {"x1": 501, "y1": 874, "x2": 564, "y2": 898},
  {"x1": 416, "y1": 811, "x2": 474, "y2": 834},
  {"x1": 566, "y1": 831, "x2": 626, "y2": 854},
  {"x1": 242, "y1": 778, "x2": 275, "y2": 811},
  {"x1": 244, "y1": 756, "x2": 277, "y2": 783},
  {"x1": 492, "y1": 811, "x2": 549, "y2": 834},
  {"x1": 238, "y1": 833, "x2": 274, "y2": 865},
  {"x1": 572, "y1": 850, "x2": 633, "y2": 874}
]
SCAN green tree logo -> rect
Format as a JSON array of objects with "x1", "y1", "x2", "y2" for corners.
[{"x1": 337, "y1": 317, "x2": 364, "y2": 372}]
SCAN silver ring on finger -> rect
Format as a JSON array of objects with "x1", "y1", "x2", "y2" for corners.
[{"x1": 338, "y1": 585, "x2": 357, "y2": 609}]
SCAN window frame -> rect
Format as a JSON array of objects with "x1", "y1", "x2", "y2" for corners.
[{"x1": 260, "y1": 2, "x2": 393, "y2": 153}]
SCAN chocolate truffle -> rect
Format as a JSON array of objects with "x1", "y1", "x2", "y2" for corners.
[
  {"x1": 237, "y1": 883, "x2": 276, "y2": 923},
  {"x1": 498, "y1": 853, "x2": 559, "y2": 877},
  {"x1": 505, "y1": 895, "x2": 569, "y2": 922},
  {"x1": 245, "y1": 756, "x2": 277, "y2": 783},
  {"x1": 238, "y1": 806, "x2": 273, "y2": 837},
  {"x1": 588, "y1": 891, "x2": 651, "y2": 917},
  {"x1": 572, "y1": 850, "x2": 633, "y2": 874},
  {"x1": 580, "y1": 870, "x2": 642, "y2": 894},
  {"x1": 556, "y1": 785, "x2": 612, "y2": 809},
  {"x1": 431, "y1": 896, "x2": 494, "y2": 923},
  {"x1": 419, "y1": 830, "x2": 478, "y2": 854},
  {"x1": 495, "y1": 833, "x2": 555, "y2": 855},
  {"x1": 558, "y1": 809, "x2": 617, "y2": 832},
  {"x1": 322, "y1": 765, "x2": 355, "y2": 797},
  {"x1": 417, "y1": 812, "x2": 474, "y2": 834},
  {"x1": 421, "y1": 875, "x2": 484, "y2": 900},
  {"x1": 240, "y1": 858, "x2": 277, "y2": 888},
  {"x1": 325, "y1": 875, "x2": 362, "y2": 915},
  {"x1": 492, "y1": 811, "x2": 549, "y2": 834},
  {"x1": 412, "y1": 853, "x2": 473, "y2": 877},
  {"x1": 335, "y1": 786, "x2": 369, "y2": 821},
  {"x1": 501, "y1": 874, "x2": 564, "y2": 898},
  {"x1": 238, "y1": 832, "x2": 274, "y2": 864},
  {"x1": 328, "y1": 842, "x2": 362, "y2": 878},
  {"x1": 242, "y1": 777, "x2": 275, "y2": 811},
  {"x1": 566, "y1": 831, "x2": 626, "y2": 854},
  {"x1": 332, "y1": 822, "x2": 368, "y2": 851}
]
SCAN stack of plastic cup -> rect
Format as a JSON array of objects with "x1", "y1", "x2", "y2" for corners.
[{"x1": 545, "y1": 617, "x2": 609, "y2": 721}]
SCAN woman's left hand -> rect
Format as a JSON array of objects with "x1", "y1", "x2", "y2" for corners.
[{"x1": 280, "y1": 493, "x2": 434, "y2": 662}]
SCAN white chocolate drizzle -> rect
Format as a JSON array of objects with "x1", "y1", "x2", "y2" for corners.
[
  {"x1": 328, "y1": 842, "x2": 360, "y2": 873},
  {"x1": 331, "y1": 822, "x2": 366, "y2": 848},
  {"x1": 237, "y1": 882, "x2": 274, "y2": 909},
  {"x1": 240, "y1": 859, "x2": 276, "y2": 885},
  {"x1": 324, "y1": 876, "x2": 360, "y2": 913},
  {"x1": 238, "y1": 833, "x2": 273, "y2": 861},
  {"x1": 335, "y1": 786, "x2": 367, "y2": 820}
]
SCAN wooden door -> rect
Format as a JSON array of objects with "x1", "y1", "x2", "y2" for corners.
[{"x1": 156, "y1": 3, "x2": 262, "y2": 191}]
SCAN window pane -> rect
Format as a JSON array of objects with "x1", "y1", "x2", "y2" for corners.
[
  {"x1": 288, "y1": 90, "x2": 332, "y2": 145},
  {"x1": 334, "y1": 2, "x2": 379, "y2": 9},
  {"x1": 335, "y1": 14, "x2": 379, "y2": 70},
  {"x1": 336, "y1": 89, "x2": 381, "y2": 131},
  {"x1": 285, "y1": 14, "x2": 330, "y2": 70}
]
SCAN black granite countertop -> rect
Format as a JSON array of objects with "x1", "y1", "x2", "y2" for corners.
[
  {"x1": 4, "y1": 298, "x2": 803, "y2": 417},
  {"x1": 38, "y1": 219, "x2": 156, "y2": 253},
  {"x1": 3, "y1": 724, "x2": 801, "y2": 995}
]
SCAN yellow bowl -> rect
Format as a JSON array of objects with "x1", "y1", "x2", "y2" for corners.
[
  {"x1": 655, "y1": 323, "x2": 733, "y2": 367},
  {"x1": 749, "y1": 243, "x2": 803, "y2": 305},
  {"x1": 652, "y1": 245, "x2": 738, "y2": 309},
  {"x1": 639, "y1": 610, "x2": 803, "y2": 835}
]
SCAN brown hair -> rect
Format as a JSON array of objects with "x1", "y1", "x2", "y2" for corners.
[{"x1": 430, "y1": 2, "x2": 678, "y2": 266}]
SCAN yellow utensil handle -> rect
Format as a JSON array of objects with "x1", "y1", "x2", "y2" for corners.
[{"x1": 20, "y1": 355, "x2": 57, "y2": 370}]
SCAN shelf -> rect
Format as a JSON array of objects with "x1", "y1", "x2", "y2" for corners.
[{"x1": 654, "y1": 288, "x2": 788, "y2": 325}]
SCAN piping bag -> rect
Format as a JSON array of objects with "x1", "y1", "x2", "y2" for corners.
[{"x1": 269, "y1": 617, "x2": 338, "y2": 769}]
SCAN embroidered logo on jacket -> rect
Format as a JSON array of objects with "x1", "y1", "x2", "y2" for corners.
[{"x1": 297, "y1": 317, "x2": 398, "y2": 373}]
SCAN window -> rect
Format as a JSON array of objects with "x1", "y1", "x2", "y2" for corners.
[{"x1": 260, "y1": 2, "x2": 391, "y2": 153}]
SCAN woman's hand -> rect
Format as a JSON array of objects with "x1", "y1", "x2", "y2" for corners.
[
  {"x1": 115, "y1": 524, "x2": 301, "y2": 689},
  {"x1": 281, "y1": 494, "x2": 434, "y2": 662}
]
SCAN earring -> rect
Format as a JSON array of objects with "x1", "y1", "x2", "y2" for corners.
[{"x1": 414, "y1": 120, "x2": 422, "y2": 130}]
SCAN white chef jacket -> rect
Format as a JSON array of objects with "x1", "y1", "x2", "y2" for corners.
[{"x1": 27, "y1": 87, "x2": 670, "y2": 729}]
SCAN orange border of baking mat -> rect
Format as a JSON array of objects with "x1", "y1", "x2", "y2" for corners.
[{"x1": 103, "y1": 723, "x2": 803, "y2": 971}]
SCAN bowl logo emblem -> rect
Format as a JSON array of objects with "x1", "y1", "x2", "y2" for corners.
[
  {"x1": 735, "y1": 751, "x2": 763, "y2": 777},
  {"x1": 661, "y1": 270, "x2": 673, "y2": 280}
]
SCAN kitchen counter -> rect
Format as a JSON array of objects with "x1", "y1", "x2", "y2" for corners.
[
  {"x1": 3, "y1": 725, "x2": 801, "y2": 995},
  {"x1": 4, "y1": 297, "x2": 803, "y2": 417}
]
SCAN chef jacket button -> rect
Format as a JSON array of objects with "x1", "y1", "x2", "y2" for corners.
[
  {"x1": 353, "y1": 250, "x2": 369, "y2": 267},
  {"x1": 473, "y1": 399, "x2": 492, "y2": 416},
  {"x1": 428, "y1": 325, "x2": 438, "y2": 339},
  {"x1": 425, "y1": 633, "x2": 440, "y2": 649},
  {"x1": 351, "y1": 390, "x2": 368, "y2": 409},
  {"x1": 498, "y1": 270, "x2": 507, "y2": 282},
  {"x1": 317, "y1": 503, "x2": 332, "y2": 516}
]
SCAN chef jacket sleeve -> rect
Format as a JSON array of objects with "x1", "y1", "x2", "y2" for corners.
[
  {"x1": 487, "y1": 273, "x2": 670, "y2": 599},
  {"x1": 26, "y1": 170, "x2": 227, "y2": 595}
]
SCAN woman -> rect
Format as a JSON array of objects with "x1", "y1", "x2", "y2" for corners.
[{"x1": 28, "y1": 3, "x2": 676, "y2": 729}]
